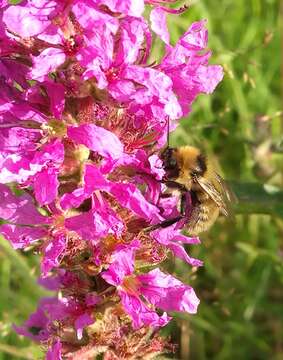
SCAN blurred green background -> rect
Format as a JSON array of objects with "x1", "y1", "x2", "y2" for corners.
[
  {"x1": 164, "y1": 0, "x2": 282, "y2": 359},
  {"x1": 0, "y1": 0, "x2": 282, "y2": 359}
]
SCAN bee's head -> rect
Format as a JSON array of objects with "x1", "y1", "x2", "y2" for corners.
[
  {"x1": 177, "y1": 146, "x2": 207, "y2": 179},
  {"x1": 160, "y1": 146, "x2": 207, "y2": 183},
  {"x1": 190, "y1": 153, "x2": 207, "y2": 178},
  {"x1": 160, "y1": 147, "x2": 180, "y2": 179}
]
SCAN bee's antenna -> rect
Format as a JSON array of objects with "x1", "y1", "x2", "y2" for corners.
[{"x1": 167, "y1": 116, "x2": 170, "y2": 148}]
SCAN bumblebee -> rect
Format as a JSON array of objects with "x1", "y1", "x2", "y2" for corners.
[{"x1": 160, "y1": 146, "x2": 234, "y2": 236}]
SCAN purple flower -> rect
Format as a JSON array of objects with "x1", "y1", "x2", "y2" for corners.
[
  {"x1": 75, "y1": 313, "x2": 94, "y2": 340},
  {"x1": 97, "y1": 0, "x2": 145, "y2": 17},
  {"x1": 46, "y1": 340, "x2": 62, "y2": 360},
  {"x1": 138, "y1": 268, "x2": 200, "y2": 314},
  {"x1": 0, "y1": 184, "x2": 49, "y2": 248},
  {"x1": 0, "y1": 100, "x2": 64, "y2": 203},
  {"x1": 30, "y1": 48, "x2": 67, "y2": 82},
  {"x1": 61, "y1": 163, "x2": 160, "y2": 222},
  {"x1": 33, "y1": 167, "x2": 60, "y2": 206},
  {"x1": 14, "y1": 306, "x2": 50, "y2": 342},
  {"x1": 65, "y1": 194, "x2": 125, "y2": 243},
  {"x1": 102, "y1": 241, "x2": 199, "y2": 328},
  {"x1": 151, "y1": 226, "x2": 203, "y2": 267},
  {"x1": 0, "y1": 0, "x2": 224, "y2": 356},
  {"x1": 3, "y1": 1, "x2": 63, "y2": 38},
  {"x1": 67, "y1": 124, "x2": 124, "y2": 163},
  {"x1": 41, "y1": 233, "x2": 67, "y2": 275},
  {"x1": 159, "y1": 20, "x2": 223, "y2": 116},
  {"x1": 150, "y1": 7, "x2": 170, "y2": 44},
  {"x1": 110, "y1": 182, "x2": 160, "y2": 221},
  {"x1": 60, "y1": 164, "x2": 110, "y2": 210}
]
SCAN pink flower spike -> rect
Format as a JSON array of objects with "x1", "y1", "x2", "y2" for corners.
[{"x1": 0, "y1": 0, "x2": 225, "y2": 351}]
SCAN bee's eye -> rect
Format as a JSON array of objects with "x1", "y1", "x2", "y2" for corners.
[{"x1": 169, "y1": 158, "x2": 177, "y2": 168}]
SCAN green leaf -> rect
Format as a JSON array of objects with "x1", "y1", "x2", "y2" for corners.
[{"x1": 231, "y1": 182, "x2": 283, "y2": 217}]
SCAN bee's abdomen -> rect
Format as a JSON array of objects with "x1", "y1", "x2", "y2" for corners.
[{"x1": 186, "y1": 195, "x2": 219, "y2": 236}]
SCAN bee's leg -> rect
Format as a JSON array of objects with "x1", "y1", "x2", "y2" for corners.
[
  {"x1": 164, "y1": 180, "x2": 187, "y2": 192},
  {"x1": 159, "y1": 216, "x2": 184, "y2": 228},
  {"x1": 143, "y1": 216, "x2": 184, "y2": 232},
  {"x1": 181, "y1": 191, "x2": 192, "y2": 217},
  {"x1": 159, "y1": 193, "x2": 173, "y2": 198},
  {"x1": 180, "y1": 193, "x2": 186, "y2": 215}
]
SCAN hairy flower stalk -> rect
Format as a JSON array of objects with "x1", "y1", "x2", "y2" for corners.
[{"x1": 0, "y1": 1, "x2": 223, "y2": 358}]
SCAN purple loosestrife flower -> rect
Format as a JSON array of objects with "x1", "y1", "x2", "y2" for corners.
[
  {"x1": 101, "y1": 240, "x2": 199, "y2": 328},
  {"x1": 0, "y1": 0, "x2": 223, "y2": 358},
  {"x1": 0, "y1": 184, "x2": 50, "y2": 248}
]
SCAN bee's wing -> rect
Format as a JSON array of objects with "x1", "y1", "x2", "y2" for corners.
[
  {"x1": 215, "y1": 173, "x2": 237, "y2": 202},
  {"x1": 194, "y1": 174, "x2": 234, "y2": 217},
  {"x1": 215, "y1": 173, "x2": 238, "y2": 217}
]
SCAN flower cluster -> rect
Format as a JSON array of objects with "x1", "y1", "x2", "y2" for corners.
[{"x1": 0, "y1": 0, "x2": 223, "y2": 358}]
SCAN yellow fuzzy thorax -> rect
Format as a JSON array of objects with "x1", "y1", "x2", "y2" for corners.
[{"x1": 174, "y1": 146, "x2": 217, "y2": 190}]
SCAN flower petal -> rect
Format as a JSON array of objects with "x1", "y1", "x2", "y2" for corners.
[
  {"x1": 151, "y1": 227, "x2": 202, "y2": 266},
  {"x1": 139, "y1": 268, "x2": 200, "y2": 314},
  {"x1": 44, "y1": 81, "x2": 65, "y2": 119},
  {"x1": 110, "y1": 182, "x2": 160, "y2": 220},
  {"x1": 101, "y1": 240, "x2": 140, "y2": 286},
  {"x1": 46, "y1": 340, "x2": 63, "y2": 360},
  {"x1": 0, "y1": 184, "x2": 49, "y2": 248},
  {"x1": 29, "y1": 48, "x2": 66, "y2": 81},
  {"x1": 65, "y1": 196, "x2": 124, "y2": 243},
  {"x1": 33, "y1": 167, "x2": 59, "y2": 206},
  {"x1": 41, "y1": 234, "x2": 67, "y2": 275},
  {"x1": 101, "y1": 0, "x2": 144, "y2": 17},
  {"x1": 74, "y1": 313, "x2": 94, "y2": 340},
  {"x1": 60, "y1": 164, "x2": 110, "y2": 210},
  {"x1": 3, "y1": 0, "x2": 57, "y2": 37},
  {"x1": 119, "y1": 290, "x2": 170, "y2": 329},
  {"x1": 68, "y1": 124, "x2": 123, "y2": 161},
  {"x1": 150, "y1": 7, "x2": 170, "y2": 44}
]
